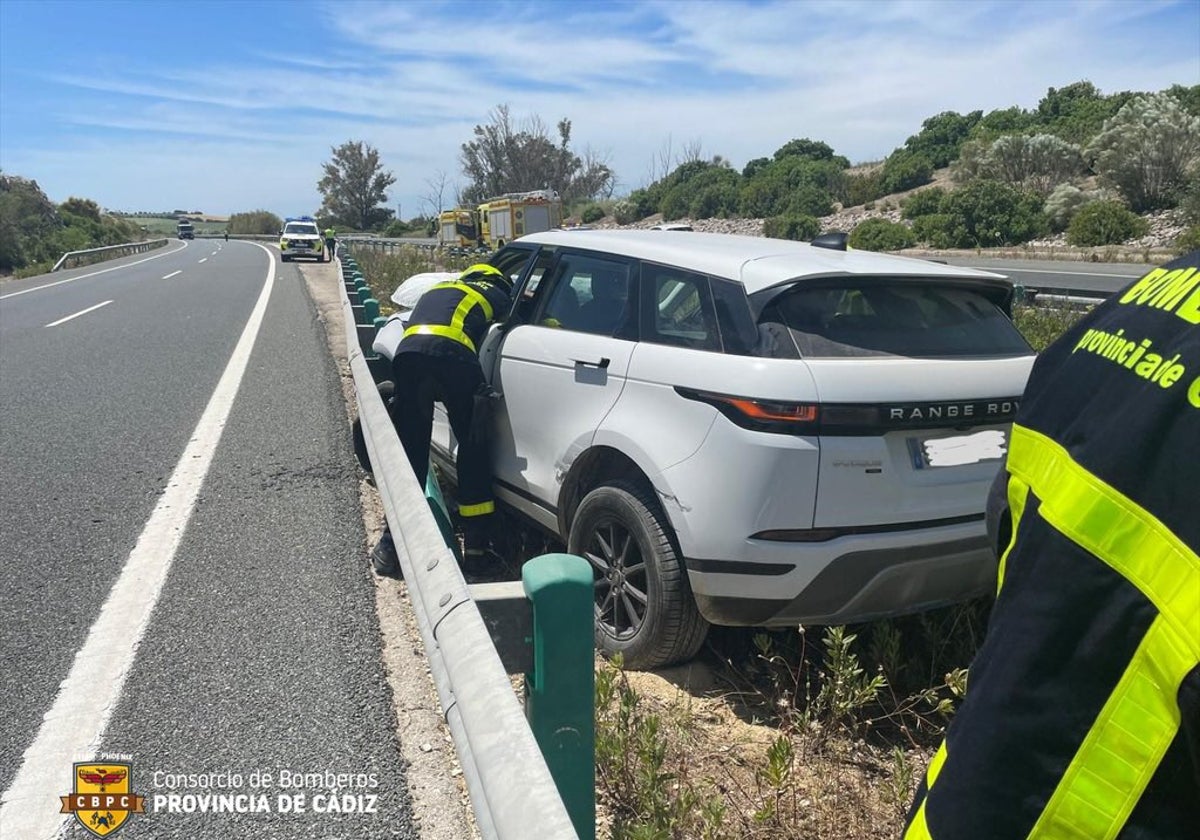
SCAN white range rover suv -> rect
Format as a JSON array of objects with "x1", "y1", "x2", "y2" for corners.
[{"x1": 427, "y1": 230, "x2": 1036, "y2": 668}]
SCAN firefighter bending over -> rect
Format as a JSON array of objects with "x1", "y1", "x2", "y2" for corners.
[{"x1": 372, "y1": 263, "x2": 511, "y2": 577}]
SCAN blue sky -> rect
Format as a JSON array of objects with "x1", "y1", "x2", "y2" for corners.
[{"x1": 1, "y1": 0, "x2": 1197, "y2": 221}]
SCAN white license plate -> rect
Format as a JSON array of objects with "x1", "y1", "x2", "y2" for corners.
[{"x1": 907, "y1": 429, "x2": 1007, "y2": 469}]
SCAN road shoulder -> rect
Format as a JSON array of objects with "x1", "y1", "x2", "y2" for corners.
[{"x1": 299, "y1": 259, "x2": 477, "y2": 840}]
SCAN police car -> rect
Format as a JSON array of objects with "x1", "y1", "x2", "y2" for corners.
[
  {"x1": 279, "y1": 216, "x2": 325, "y2": 262},
  {"x1": 416, "y1": 231, "x2": 1035, "y2": 668}
]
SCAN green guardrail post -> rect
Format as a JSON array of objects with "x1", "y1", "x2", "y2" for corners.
[
  {"x1": 363, "y1": 298, "x2": 380, "y2": 322},
  {"x1": 373, "y1": 316, "x2": 389, "y2": 331},
  {"x1": 1013, "y1": 283, "x2": 1026, "y2": 305},
  {"x1": 422, "y1": 462, "x2": 458, "y2": 551},
  {"x1": 523, "y1": 554, "x2": 596, "y2": 840}
]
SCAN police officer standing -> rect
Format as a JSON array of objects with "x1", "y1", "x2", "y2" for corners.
[
  {"x1": 372, "y1": 263, "x2": 512, "y2": 576},
  {"x1": 905, "y1": 249, "x2": 1200, "y2": 839},
  {"x1": 323, "y1": 226, "x2": 336, "y2": 262}
]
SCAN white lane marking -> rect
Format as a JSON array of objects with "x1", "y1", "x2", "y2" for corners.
[
  {"x1": 163, "y1": 270, "x2": 182, "y2": 280},
  {"x1": 198, "y1": 258, "x2": 208, "y2": 264},
  {"x1": 0, "y1": 242, "x2": 189, "y2": 300},
  {"x1": 964, "y1": 265, "x2": 1142, "y2": 279},
  {"x1": 0, "y1": 245, "x2": 277, "y2": 839},
  {"x1": 44, "y1": 300, "x2": 114, "y2": 328}
]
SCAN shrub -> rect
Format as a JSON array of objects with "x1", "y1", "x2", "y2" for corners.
[
  {"x1": 610, "y1": 198, "x2": 639, "y2": 225},
  {"x1": 1086, "y1": 92, "x2": 1200, "y2": 212},
  {"x1": 1173, "y1": 225, "x2": 1200, "y2": 255},
  {"x1": 842, "y1": 171, "x2": 885, "y2": 207},
  {"x1": 848, "y1": 218, "x2": 916, "y2": 252},
  {"x1": 901, "y1": 188, "x2": 946, "y2": 220},
  {"x1": 1044, "y1": 184, "x2": 1096, "y2": 231},
  {"x1": 580, "y1": 204, "x2": 605, "y2": 224},
  {"x1": 1066, "y1": 200, "x2": 1149, "y2": 246},
  {"x1": 763, "y1": 214, "x2": 820, "y2": 241},
  {"x1": 911, "y1": 214, "x2": 955, "y2": 248},
  {"x1": 938, "y1": 179, "x2": 1048, "y2": 248}
]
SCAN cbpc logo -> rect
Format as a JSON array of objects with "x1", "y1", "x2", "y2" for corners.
[{"x1": 58, "y1": 763, "x2": 145, "y2": 837}]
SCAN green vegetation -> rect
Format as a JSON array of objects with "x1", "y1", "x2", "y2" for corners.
[
  {"x1": 1066, "y1": 200, "x2": 1149, "y2": 246},
  {"x1": 318, "y1": 140, "x2": 397, "y2": 230},
  {"x1": 0, "y1": 175, "x2": 144, "y2": 275},
  {"x1": 916, "y1": 180, "x2": 1047, "y2": 248},
  {"x1": 581, "y1": 203, "x2": 606, "y2": 224},
  {"x1": 1175, "y1": 225, "x2": 1200, "y2": 255},
  {"x1": 227, "y1": 210, "x2": 282, "y2": 235},
  {"x1": 848, "y1": 218, "x2": 916, "y2": 251},
  {"x1": 762, "y1": 214, "x2": 820, "y2": 241}
]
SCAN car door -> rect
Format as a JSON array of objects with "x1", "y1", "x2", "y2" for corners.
[{"x1": 488, "y1": 249, "x2": 640, "y2": 522}]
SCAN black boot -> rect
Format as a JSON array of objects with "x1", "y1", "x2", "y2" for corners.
[{"x1": 371, "y1": 530, "x2": 401, "y2": 577}]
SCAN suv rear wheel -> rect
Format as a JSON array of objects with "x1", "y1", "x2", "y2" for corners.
[{"x1": 569, "y1": 480, "x2": 708, "y2": 669}]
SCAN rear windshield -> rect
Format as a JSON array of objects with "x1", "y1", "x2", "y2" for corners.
[{"x1": 760, "y1": 281, "x2": 1032, "y2": 358}]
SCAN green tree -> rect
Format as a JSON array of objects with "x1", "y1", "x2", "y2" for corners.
[
  {"x1": 460, "y1": 104, "x2": 614, "y2": 205},
  {"x1": 772, "y1": 138, "x2": 849, "y2": 167},
  {"x1": 938, "y1": 179, "x2": 1047, "y2": 248},
  {"x1": 317, "y1": 140, "x2": 397, "y2": 230},
  {"x1": 1085, "y1": 92, "x2": 1200, "y2": 212},
  {"x1": 969, "y1": 106, "x2": 1038, "y2": 142},
  {"x1": 1035, "y1": 81, "x2": 1135, "y2": 145},
  {"x1": 903, "y1": 110, "x2": 983, "y2": 168},
  {"x1": 1166, "y1": 83, "x2": 1200, "y2": 117},
  {"x1": 1066, "y1": 200, "x2": 1149, "y2": 246}
]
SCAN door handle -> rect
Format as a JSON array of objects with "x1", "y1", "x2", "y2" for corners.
[{"x1": 572, "y1": 357, "x2": 610, "y2": 369}]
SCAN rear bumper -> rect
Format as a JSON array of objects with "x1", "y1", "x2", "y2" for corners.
[{"x1": 687, "y1": 523, "x2": 994, "y2": 626}]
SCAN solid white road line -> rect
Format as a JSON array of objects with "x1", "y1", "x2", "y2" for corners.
[
  {"x1": 0, "y1": 242, "x2": 189, "y2": 300},
  {"x1": 0, "y1": 245, "x2": 277, "y2": 840},
  {"x1": 43, "y1": 300, "x2": 113, "y2": 328},
  {"x1": 199, "y1": 258, "x2": 208, "y2": 263},
  {"x1": 965, "y1": 265, "x2": 1142, "y2": 278},
  {"x1": 162, "y1": 270, "x2": 182, "y2": 280}
]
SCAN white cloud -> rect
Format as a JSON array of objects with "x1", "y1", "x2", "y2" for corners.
[{"x1": 4, "y1": 0, "x2": 1196, "y2": 218}]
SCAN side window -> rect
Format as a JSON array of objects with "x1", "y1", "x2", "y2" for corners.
[
  {"x1": 507, "y1": 248, "x2": 558, "y2": 324},
  {"x1": 489, "y1": 245, "x2": 537, "y2": 289},
  {"x1": 709, "y1": 276, "x2": 759, "y2": 356},
  {"x1": 642, "y1": 264, "x2": 720, "y2": 351},
  {"x1": 536, "y1": 254, "x2": 635, "y2": 339}
]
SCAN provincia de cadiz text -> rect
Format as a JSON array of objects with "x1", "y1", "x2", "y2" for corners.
[{"x1": 150, "y1": 764, "x2": 380, "y2": 815}]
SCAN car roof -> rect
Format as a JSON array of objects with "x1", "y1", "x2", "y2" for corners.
[{"x1": 519, "y1": 229, "x2": 1006, "y2": 295}]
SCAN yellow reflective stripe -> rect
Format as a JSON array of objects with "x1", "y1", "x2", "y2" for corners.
[
  {"x1": 1032, "y1": 615, "x2": 1189, "y2": 840},
  {"x1": 1007, "y1": 423, "x2": 1199, "y2": 840},
  {"x1": 902, "y1": 741, "x2": 946, "y2": 839},
  {"x1": 458, "y1": 501, "x2": 494, "y2": 517},
  {"x1": 430, "y1": 282, "x2": 494, "y2": 322},
  {"x1": 996, "y1": 473, "x2": 1029, "y2": 593},
  {"x1": 403, "y1": 324, "x2": 475, "y2": 353},
  {"x1": 1007, "y1": 424, "x2": 1199, "y2": 646}
]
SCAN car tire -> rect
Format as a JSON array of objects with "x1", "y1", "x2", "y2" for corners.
[
  {"x1": 569, "y1": 480, "x2": 708, "y2": 669},
  {"x1": 281, "y1": 254, "x2": 290, "y2": 262},
  {"x1": 352, "y1": 381, "x2": 395, "y2": 474}
]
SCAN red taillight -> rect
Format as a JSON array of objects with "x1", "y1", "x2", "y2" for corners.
[
  {"x1": 720, "y1": 397, "x2": 818, "y2": 423},
  {"x1": 675, "y1": 388, "x2": 819, "y2": 434}
]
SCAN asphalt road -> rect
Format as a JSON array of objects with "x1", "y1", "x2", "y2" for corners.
[
  {"x1": 933, "y1": 256, "x2": 1150, "y2": 297},
  {"x1": 0, "y1": 241, "x2": 416, "y2": 839}
]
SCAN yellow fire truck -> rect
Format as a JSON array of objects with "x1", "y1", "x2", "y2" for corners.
[{"x1": 437, "y1": 189, "x2": 562, "y2": 250}]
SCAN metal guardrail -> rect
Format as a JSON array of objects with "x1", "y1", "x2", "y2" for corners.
[
  {"x1": 51, "y1": 238, "x2": 169, "y2": 272},
  {"x1": 338, "y1": 257, "x2": 581, "y2": 840},
  {"x1": 341, "y1": 235, "x2": 490, "y2": 260}
]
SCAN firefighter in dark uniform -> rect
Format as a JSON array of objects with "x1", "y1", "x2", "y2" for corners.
[
  {"x1": 372, "y1": 263, "x2": 512, "y2": 576},
  {"x1": 905, "y1": 249, "x2": 1200, "y2": 839}
]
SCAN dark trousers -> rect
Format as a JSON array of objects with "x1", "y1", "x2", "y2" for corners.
[{"x1": 390, "y1": 353, "x2": 494, "y2": 520}]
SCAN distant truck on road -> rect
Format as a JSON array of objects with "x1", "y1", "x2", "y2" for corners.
[{"x1": 177, "y1": 221, "x2": 195, "y2": 240}]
